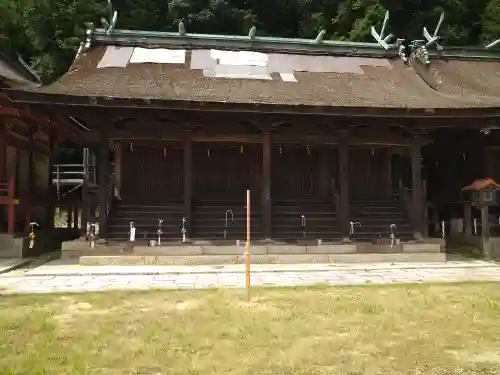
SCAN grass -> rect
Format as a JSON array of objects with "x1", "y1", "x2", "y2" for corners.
[{"x1": 1, "y1": 284, "x2": 500, "y2": 374}]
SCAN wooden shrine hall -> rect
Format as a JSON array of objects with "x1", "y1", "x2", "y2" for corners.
[{"x1": 5, "y1": 12, "x2": 500, "y2": 250}]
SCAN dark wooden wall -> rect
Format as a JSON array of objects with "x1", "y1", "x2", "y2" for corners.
[
  {"x1": 192, "y1": 143, "x2": 261, "y2": 201},
  {"x1": 349, "y1": 147, "x2": 392, "y2": 200},
  {"x1": 120, "y1": 143, "x2": 394, "y2": 204},
  {"x1": 122, "y1": 144, "x2": 183, "y2": 202},
  {"x1": 272, "y1": 145, "x2": 337, "y2": 200}
]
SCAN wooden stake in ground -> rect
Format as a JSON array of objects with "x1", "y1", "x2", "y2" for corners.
[{"x1": 245, "y1": 189, "x2": 251, "y2": 301}]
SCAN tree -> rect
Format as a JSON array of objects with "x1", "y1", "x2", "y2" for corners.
[
  {"x1": 483, "y1": 0, "x2": 500, "y2": 43},
  {"x1": 0, "y1": 0, "x2": 497, "y2": 82}
]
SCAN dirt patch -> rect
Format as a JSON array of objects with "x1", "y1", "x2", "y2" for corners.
[
  {"x1": 236, "y1": 300, "x2": 277, "y2": 312},
  {"x1": 134, "y1": 297, "x2": 205, "y2": 313},
  {"x1": 450, "y1": 350, "x2": 500, "y2": 364},
  {"x1": 174, "y1": 300, "x2": 200, "y2": 311},
  {"x1": 53, "y1": 299, "x2": 114, "y2": 327}
]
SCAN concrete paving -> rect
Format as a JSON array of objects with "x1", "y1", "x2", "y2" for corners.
[
  {"x1": 1, "y1": 259, "x2": 500, "y2": 294},
  {"x1": 0, "y1": 258, "x2": 31, "y2": 274}
]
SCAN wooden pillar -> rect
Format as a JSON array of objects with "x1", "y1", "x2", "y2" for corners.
[
  {"x1": 385, "y1": 148, "x2": 392, "y2": 198},
  {"x1": 0, "y1": 120, "x2": 6, "y2": 182},
  {"x1": 27, "y1": 138, "x2": 34, "y2": 193},
  {"x1": 0, "y1": 120, "x2": 6, "y2": 230},
  {"x1": 7, "y1": 172, "x2": 15, "y2": 234},
  {"x1": 422, "y1": 178, "x2": 428, "y2": 236},
  {"x1": 262, "y1": 131, "x2": 272, "y2": 239},
  {"x1": 46, "y1": 136, "x2": 55, "y2": 229},
  {"x1": 464, "y1": 203, "x2": 472, "y2": 237},
  {"x1": 481, "y1": 205, "x2": 491, "y2": 259},
  {"x1": 114, "y1": 142, "x2": 122, "y2": 200},
  {"x1": 81, "y1": 147, "x2": 89, "y2": 236},
  {"x1": 24, "y1": 133, "x2": 35, "y2": 233},
  {"x1": 411, "y1": 135, "x2": 424, "y2": 236},
  {"x1": 183, "y1": 135, "x2": 192, "y2": 237},
  {"x1": 318, "y1": 147, "x2": 330, "y2": 198},
  {"x1": 98, "y1": 129, "x2": 110, "y2": 240},
  {"x1": 81, "y1": 149, "x2": 88, "y2": 235},
  {"x1": 67, "y1": 207, "x2": 72, "y2": 228},
  {"x1": 338, "y1": 132, "x2": 349, "y2": 240},
  {"x1": 73, "y1": 206, "x2": 79, "y2": 229},
  {"x1": 432, "y1": 204, "x2": 440, "y2": 235}
]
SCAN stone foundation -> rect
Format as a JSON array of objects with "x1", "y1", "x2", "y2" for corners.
[
  {"x1": 0, "y1": 228, "x2": 80, "y2": 259},
  {"x1": 79, "y1": 252, "x2": 446, "y2": 266},
  {"x1": 65, "y1": 239, "x2": 445, "y2": 265},
  {"x1": 0, "y1": 234, "x2": 24, "y2": 258}
]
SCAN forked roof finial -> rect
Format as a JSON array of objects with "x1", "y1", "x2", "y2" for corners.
[
  {"x1": 371, "y1": 10, "x2": 394, "y2": 50},
  {"x1": 423, "y1": 12, "x2": 444, "y2": 54},
  {"x1": 100, "y1": 0, "x2": 118, "y2": 35}
]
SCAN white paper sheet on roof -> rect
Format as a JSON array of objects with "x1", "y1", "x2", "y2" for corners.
[
  {"x1": 97, "y1": 46, "x2": 134, "y2": 68},
  {"x1": 203, "y1": 70, "x2": 272, "y2": 80},
  {"x1": 129, "y1": 48, "x2": 186, "y2": 64},
  {"x1": 280, "y1": 72, "x2": 298, "y2": 82},
  {"x1": 213, "y1": 64, "x2": 268, "y2": 75},
  {"x1": 210, "y1": 50, "x2": 268, "y2": 66}
]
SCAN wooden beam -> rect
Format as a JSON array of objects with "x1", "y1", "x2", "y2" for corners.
[
  {"x1": 5, "y1": 132, "x2": 49, "y2": 155},
  {"x1": 262, "y1": 131, "x2": 272, "y2": 239},
  {"x1": 25, "y1": 102, "x2": 498, "y2": 129},
  {"x1": 108, "y1": 131, "x2": 424, "y2": 146}
]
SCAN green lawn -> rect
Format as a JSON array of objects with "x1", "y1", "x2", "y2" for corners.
[{"x1": 1, "y1": 283, "x2": 500, "y2": 374}]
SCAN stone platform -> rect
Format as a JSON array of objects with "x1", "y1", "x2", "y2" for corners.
[{"x1": 61, "y1": 240, "x2": 445, "y2": 265}]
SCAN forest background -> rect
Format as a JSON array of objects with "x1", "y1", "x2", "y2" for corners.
[{"x1": 1, "y1": 0, "x2": 500, "y2": 82}]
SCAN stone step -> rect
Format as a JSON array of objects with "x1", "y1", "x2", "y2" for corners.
[{"x1": 79, "y1": 251, "x2": 445, "y2": 266}]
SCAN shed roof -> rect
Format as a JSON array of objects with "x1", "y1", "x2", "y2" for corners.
[
  {"x1": 462, "y1": 178, "x2": 500, "y2": 191},
  {"x1": 0, "y1": 54, "x2": 41, "y2": 88}
]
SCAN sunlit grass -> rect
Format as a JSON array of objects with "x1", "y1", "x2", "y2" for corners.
[{"x1": 1, "y1": 283, "x2": 500, "y2": 374}]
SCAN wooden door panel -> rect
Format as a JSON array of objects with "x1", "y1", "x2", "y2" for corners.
[
  {"x1": 349, "y1": 147, "x2": 391, "y2": 200},
  {"x1": 272, "y1": 145, "x2": 334, "y2": 200},
  {"x1": 193, "y1": 144, "x2": 261, "y2": 200},
  {"x1": 121, "y1": 145, "x2": 182, "y2": 203}
]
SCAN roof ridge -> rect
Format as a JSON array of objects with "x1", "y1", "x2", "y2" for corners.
[
  {"x1": 83, "y1": 7, "x2": 500, "y2": 61},
  {"x1": 87, "y1": 26, "x2": 500, "y2": 61}
]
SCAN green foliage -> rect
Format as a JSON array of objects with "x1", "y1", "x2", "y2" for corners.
[
  {"x1": 1, "y1": 0, "x2": 500, "y2": 82},
  {"x1": 483, "y1": 0, "x2": 500, "y2": 42},
  {"x1": 1, "y1": 0, "x2": 105, "y2": 81}
]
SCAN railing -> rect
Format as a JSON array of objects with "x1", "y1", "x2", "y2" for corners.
[
  {"x1": 52, "y1": 163, "x2": 97, "y2": 187},
  {"x1": 0, "y1": 176, "x2": 17, "y2": 233},
  {"x1": 108, "y1": 172, "x2": 116, "y2": 215},
  {"x1": 0, "y1": 181, "x2": 8, "y2": 196}
]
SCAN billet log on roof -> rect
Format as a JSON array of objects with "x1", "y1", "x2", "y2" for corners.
[{"x1": 6, "y1": 6, "x2": 500, "y2": 116}]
